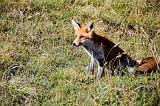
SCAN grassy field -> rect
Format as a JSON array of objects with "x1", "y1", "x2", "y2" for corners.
[{"x1": 0, "y1": 0, "x2": 160, "y2": 105}]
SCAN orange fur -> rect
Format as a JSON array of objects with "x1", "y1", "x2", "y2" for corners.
[{"x1": 137, "y1": 57, "x2": 160, "y2": 73}]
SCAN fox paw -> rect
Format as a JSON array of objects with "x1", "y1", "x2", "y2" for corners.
[{"x1": 86, "y1": 65, "x2": 94, "y2": 75}]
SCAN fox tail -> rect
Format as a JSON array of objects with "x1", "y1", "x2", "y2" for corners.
[{"x1": 136, "y1": 57, "x2": 160, "y2": 73}]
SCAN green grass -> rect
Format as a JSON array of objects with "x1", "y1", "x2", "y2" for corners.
[{"x1": 0, "y1": 0, "x2": 160, "y2": 105}]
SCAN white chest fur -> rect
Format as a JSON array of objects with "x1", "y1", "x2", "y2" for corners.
[{"x1": 82, "y1": 40, "x2": 105, "y2": 61}]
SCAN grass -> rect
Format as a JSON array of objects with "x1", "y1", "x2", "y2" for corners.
[{"x1": 0, "y1": 0, "x2": 160, "y2": 105}]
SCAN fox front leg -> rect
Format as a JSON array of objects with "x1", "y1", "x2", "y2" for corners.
[
  {"x1": 97, "y1": 59, "x2": 104, "y2": 80},
  {"x1": 87, "y1": 57, "x2": 97, "y2": 75}
]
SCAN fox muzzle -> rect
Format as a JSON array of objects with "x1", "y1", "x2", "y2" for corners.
[{"x1": 72, "y1": 42, "x2": 82, "y2": 47}]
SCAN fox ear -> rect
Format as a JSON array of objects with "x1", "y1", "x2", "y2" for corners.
[
  {"x1": 72, "y1": 20, "x2": 81, "y2": 31},
  {"x1": 86, "y1": 22, "x2": 94, "y2": 32}
]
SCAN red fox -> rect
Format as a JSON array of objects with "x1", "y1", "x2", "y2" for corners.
[{"x1": 71, "y1": 20, "x2": 159, "y2": 80}]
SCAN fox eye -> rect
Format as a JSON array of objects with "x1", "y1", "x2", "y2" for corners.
[{"x1": 80, "y1": 36, "x2": 84, "y2": 38}]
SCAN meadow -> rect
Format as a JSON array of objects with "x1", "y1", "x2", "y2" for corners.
[{"x1": 0, "y1": 0, "x2": 160, "y2": 105}]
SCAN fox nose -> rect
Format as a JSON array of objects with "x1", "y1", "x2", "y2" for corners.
[
  {"x1": 72, "y1": 43, "x2": 76, "y2": 46},
  {"x1": 73, "y1": 42, "x2": 82, "y2": 46}
]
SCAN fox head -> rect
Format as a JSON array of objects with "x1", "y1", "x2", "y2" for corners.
[{"x1": 72, "y1": 20, "x2": 94, "y2": 46}]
